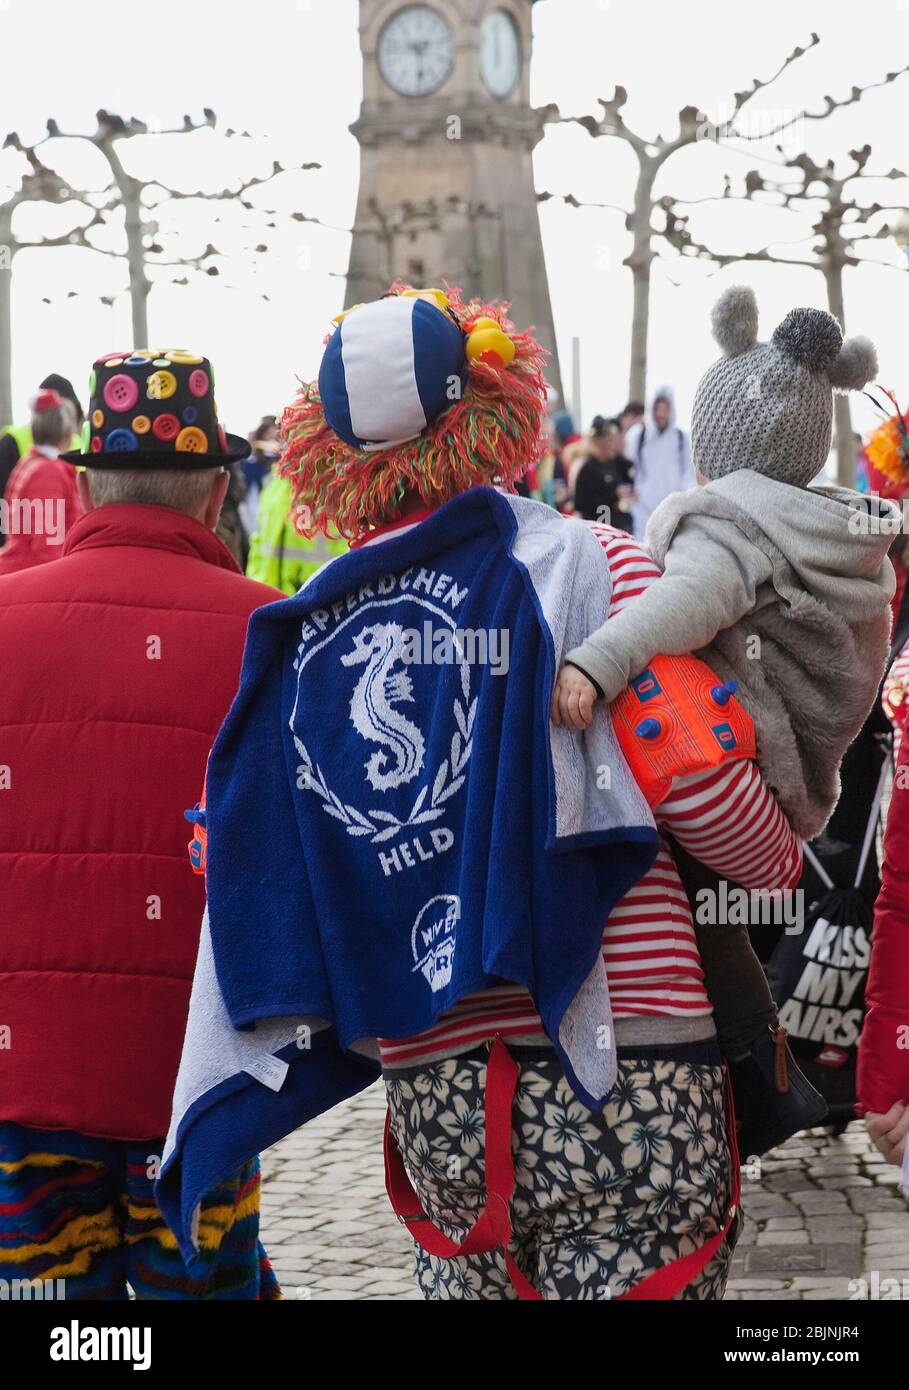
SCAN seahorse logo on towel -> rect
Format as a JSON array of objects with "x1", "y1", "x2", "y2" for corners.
[{"x1": 341, "y1": 622, "x2": 426, "y2": 792}]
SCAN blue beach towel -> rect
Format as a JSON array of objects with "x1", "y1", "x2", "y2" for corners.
[{"x1": 158, "y1": 488, "x2": 657, "y2": 1263}]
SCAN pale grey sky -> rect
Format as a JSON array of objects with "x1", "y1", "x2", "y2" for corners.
[{"x1": 2, "y1": 0, "x2": 908, "y2": 436}]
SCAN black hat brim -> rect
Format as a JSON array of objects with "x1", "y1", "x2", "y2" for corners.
[{"x1": 61, "y1": 431, "x2": 251, "y2": 470}]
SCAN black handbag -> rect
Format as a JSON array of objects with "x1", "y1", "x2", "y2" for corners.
[
  {"x1": 765, "y1": 758, "x2": 888, "y2": 1125},
  {"x1": 669, "y1": 836, "x2": 828, "y2": 1157}
]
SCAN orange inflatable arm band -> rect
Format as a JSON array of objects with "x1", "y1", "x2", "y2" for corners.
[
  {"x1": 184, "y1": 773, "x2": 208, "y2": 877},
  {"x1": 610, "y1": 654, "x2": 756, "y2": 811}
]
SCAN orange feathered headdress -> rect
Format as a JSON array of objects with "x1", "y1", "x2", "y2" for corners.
[{"x1": 865, "y1": 387, "x2": 909, "y2": 493}]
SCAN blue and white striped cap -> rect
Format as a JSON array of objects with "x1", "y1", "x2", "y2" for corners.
[{"x1": 318, "y1": 295, "x2": 468, "y2": 452}]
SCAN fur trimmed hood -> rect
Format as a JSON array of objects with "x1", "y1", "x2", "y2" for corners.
[{"x1": 646, "y1": 472, "x2": 897, "y2": 839}]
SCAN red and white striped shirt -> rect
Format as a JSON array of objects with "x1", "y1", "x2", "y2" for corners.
[{"x1": 367, "y1": 515, "x2": 802, "y2": 1067}]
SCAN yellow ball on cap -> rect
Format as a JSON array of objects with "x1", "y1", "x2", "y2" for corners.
[{"x1": 466, "y1": 319, "x2": 516, "y2": 368}]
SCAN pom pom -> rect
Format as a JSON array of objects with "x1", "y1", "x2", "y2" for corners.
[
  {"x1": 711, "y1": 285, "x2": 759, "y2": 356},
  {"x1": 828, "y1": 335, "x2": 878, "y2": 393},
  {"x1": 32, "y1": 388, "x2": 64, "y2": 413},
  {"x1": 466, "y1": 320, "x2": 516, "y2": 368},
  {"x1": 772, "y1": 307, "x2": 842, "y2": 372}
]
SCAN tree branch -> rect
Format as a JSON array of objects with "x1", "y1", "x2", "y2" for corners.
[
  {"x1": 727, "y1": 61, "x2": 909, "y2": 140},
  {"x1": 537, "y1": 189, "x2": 629, "y2": 218}
]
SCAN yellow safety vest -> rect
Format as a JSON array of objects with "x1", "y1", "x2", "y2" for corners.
[
  {"x1": 1, "y1": 423, "x2": 82, "y2": 456},
  {"x1": 246, "y1": 476, "x2": 347, "y2": 595},
  {"x1": 0, "y1": 422, "x2": 34, "y2": 455}
]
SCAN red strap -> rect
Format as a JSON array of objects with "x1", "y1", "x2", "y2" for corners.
[
  {"x1": 384, "y1": 1036, "x2": 542, "y2": 1298},
  {"x1": 384, "y1": 1039, "x2": 741, "y2": 1302},
  {"x1": 621, "y1": 1067, "x2": 741, "y2": 1300}
]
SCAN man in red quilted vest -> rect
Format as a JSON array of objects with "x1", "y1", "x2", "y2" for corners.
[{"x1": 0, "y1": 349, "x2": 282, "y2": 1299}]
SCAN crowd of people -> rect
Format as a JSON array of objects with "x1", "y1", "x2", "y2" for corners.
[
  {"x1": 519, "y1": 386, "x2": 695, "y2": 539},
  {"x1": 1, "y1": 285, "x2": 909, "y2": 1306},
  {"x1": 0, "y1": 385, "x2": 343, "y2": 590},
  {"x1": 0, "y1": 377, "x2": 698, "y2": 577}
]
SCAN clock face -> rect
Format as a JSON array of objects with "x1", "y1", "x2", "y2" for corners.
[
  {"x1": 480, "y1": 8, "x2": 521, "y2": 99},
  {"x1": 378, "y1": 5, "x2": 455, "y2": 97}
]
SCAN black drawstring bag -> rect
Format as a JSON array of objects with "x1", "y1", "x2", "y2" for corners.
[{"x1": 765, "y1": 759, "x2": 887, "y2": 1122}]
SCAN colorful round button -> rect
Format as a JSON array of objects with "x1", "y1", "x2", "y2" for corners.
[
  {"x1": 146, "y1": 370, "x2": 178, "y2": 400},
  {"x1": 152, "y1": 413, "x2": 181, "y2": 442},
  {"x1": 103, "y1": 374, "x2": 139, "y2": 412},
  {"x1": 80, "y1": 421, "x2": 91, "y2": 452},
  {"x1": 92, "y1": 408, "x2": 104, "y2": 428},
  {"x1": 106, "y1": 428, "x2": 138, "y2": 452},
  {"x1": 166, "y1": 351, "x2": 204, "y2": 365},
  {"x1": 132, "y1": 415, "x2": 151, "y2": 435},
  {"x1": 188, "y1": 368, "x2": 210, "y2": 398},
  {"x1": 182, "y1": 406, "x2": 198, "y2": 424},
  {"x1": 91, "y1": 436, "x2": 103, "y2": 453},
  {"x1": 175, "y1": 426, "x2": 209, "y2": 453}
]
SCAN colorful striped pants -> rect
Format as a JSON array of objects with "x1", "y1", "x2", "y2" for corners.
[{"x1": 0, "y1": 1123, "x2": 280, "y2": 1300}]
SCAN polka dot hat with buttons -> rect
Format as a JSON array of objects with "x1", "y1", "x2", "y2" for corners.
[{"x1": 62, "y1": 349, "x2": 250, "y2": 468}]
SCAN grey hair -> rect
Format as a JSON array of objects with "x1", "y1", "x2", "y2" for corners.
[
  {"x1": 83, "y1": 467, "x2": 224, "y2": 516},
  {"x1": 32, "y1": 399, "x2": 76, "y2": 448}
]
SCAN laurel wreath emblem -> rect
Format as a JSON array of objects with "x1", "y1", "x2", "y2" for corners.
[{"x1": 293, "y1": 655, "x2": 475, "y2": 844}]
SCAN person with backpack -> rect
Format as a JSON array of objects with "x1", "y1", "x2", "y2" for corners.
[
  {"x1": 626, "y1": 385, "x2": 694, "y2": 539},
  {"x1": 159, "y1": 287, "x2": 806, "y2": 1302}
]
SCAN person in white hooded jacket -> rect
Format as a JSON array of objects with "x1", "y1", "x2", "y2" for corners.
[{"x1": 626, "y1": 384, "x2": 694, "y2": 538}]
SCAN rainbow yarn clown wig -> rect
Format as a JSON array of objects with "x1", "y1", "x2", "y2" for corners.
[{"x1": 279, "y1": 285, "x2": 548, "y2": 541}]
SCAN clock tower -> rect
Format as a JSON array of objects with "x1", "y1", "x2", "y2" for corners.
[{"x1": 346, "y1": 1, "x2": 562, "y2": 399}]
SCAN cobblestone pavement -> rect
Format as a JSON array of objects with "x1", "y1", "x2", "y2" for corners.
[{"x1": 259, "y1": 1082, "x2": 909, "y2": 1301}]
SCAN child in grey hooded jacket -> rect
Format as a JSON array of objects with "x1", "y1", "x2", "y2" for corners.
[{"x1": 554, "y1": 285, "x2": 898, "y2": 1063}]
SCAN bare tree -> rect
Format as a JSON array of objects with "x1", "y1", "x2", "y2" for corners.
[
  {"x1": 0, "y1": 111, "x2": 321, "y2": 426},
  {"x1": 0, "y1": 145, "x2": 108, "y2": 426},
  {"x1": 544, "y1": 35, "x2": 908, "y2": 406},
  {"x1": 34, "y1": 110, "x2": 320, "y2": 343},
  {"x1": 661, "y1": 146, "x2": 909, "y2": 484}
]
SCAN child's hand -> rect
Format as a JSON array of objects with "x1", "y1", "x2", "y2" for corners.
[{"x1": 551, "y1": 665, "x2": 599, "y2": 730}]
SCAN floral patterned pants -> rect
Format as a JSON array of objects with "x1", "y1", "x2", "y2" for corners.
[{"x1": 383, "y1": 1041, "x2": 741, "y2": 1301}]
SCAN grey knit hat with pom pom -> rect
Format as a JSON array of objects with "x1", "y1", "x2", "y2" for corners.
[{"x1": 691, "y1": 285, "x2": 878, "y2": 488}]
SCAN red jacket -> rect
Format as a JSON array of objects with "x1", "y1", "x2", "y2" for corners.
[
  {"x1": 0, "y1": 447, "x2": 83, "y2": 576},
  {"x1": 857, "y1": 732, "x2": 909, "y2": 1114},
  {"x1": 0, "y1": 504, "x2": 280, "y2": 1140}
]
